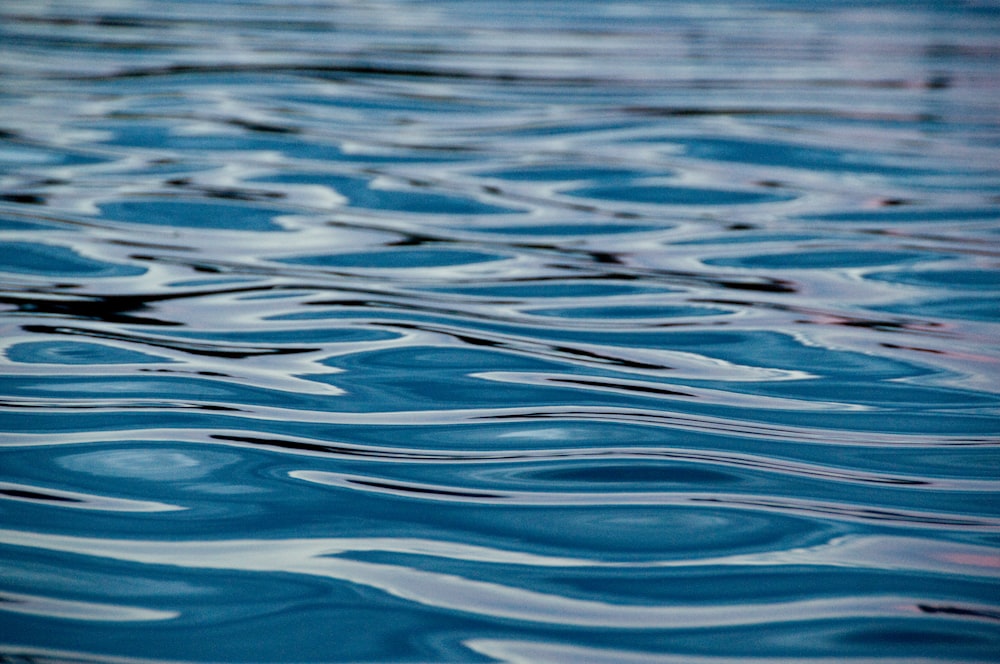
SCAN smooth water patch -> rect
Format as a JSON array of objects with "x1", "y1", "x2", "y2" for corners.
[
  {"x1": 6, "y1": 341, "x2": 171, "y2": 365},
  {"x1": 0, "y1": 141, "x2": 108, "y2": 171},
  {"x1": 866, "y1": 269, "x2": 1000, "y2": 291},
  {"x1": 873, "y1": 297, "x2": 1000, "y2": 323},
  {"x1": 0, "y1": 241, "x2": 145, "y2": 277},
  {"x1": 0, "y1": 217, "x2": 62, "y2": 231},
  {"x1": 277, "y1": 248, "x2": 508, "y2": 269},
  {"x1": 98, "y1": 199, "x2": 289, "y2": 231},
  {"x1": 657, "y1": 136, "x2": 938, "y2": 176},
  {"x1": 56, "y1": 447, "x2": 242, "y2": 481}
]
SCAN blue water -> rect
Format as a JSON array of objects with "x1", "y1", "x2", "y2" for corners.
[{"x1": 1, "y1": 1, "x2": 999, "y2": 662}]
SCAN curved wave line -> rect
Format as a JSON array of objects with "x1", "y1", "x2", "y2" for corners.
[
  {"x1": 0, "y1": 481, "x2": 184, "y2": 512},
  {"x1": 290, "y1": 471, "x2": 1000, "y2": 529},
  {"x1": 0, "y1": 590, "x2": 177, "y2": 622},
  {"x1": 0, "y1": 405, "x2": 992, "y2": 447},
  {"x1": 0, "y1": 529, "x2": 990, "y2": 629}
]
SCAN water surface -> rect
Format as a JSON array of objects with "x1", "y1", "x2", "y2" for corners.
[{"x1": 1, "y1": 1, "x2": 999, "y2": 662}]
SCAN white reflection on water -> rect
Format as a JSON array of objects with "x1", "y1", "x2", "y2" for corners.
[
  {"x1": 0, "y1": 481, "x2": 184, "y2": 512},
  {"x1": 465, "y1": 639, "x2": 991, "y2": 664},
  {"x1": 57, "y1": 448, "x2": 240, "y2": 480},
  {"x1": 2, "y1": 528, "x2": 997, "y2": 629},
  {"x1": 0, "y1": 590, "x2": 177, "y2": 622},
  {"x1": 0, "y1": 0, "x2": 998, "y2": 660}
]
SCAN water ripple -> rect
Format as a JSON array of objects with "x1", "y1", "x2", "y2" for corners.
[
  {"x1": 3, "y1": 528, "x2": 998, "y2": 630},
  {"x1": 1, "y1": 0, "x2": 999, "y2": 661}
]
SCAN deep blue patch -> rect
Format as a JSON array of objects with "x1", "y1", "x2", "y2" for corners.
[
  {"x1": 98, "y1": 199, "x2": 287, "y2": 231},
  {"x1": 0, "y1": 241, "x2": 145, "y2": 277}
]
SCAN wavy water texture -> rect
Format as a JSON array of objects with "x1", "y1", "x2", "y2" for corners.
[{"x1": 1, "y1": 0, "x2": 999, "y2": 662}]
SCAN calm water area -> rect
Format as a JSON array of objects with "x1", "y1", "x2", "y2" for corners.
[{"x1": 1, "y1": 0, "x2": 999, "y2": 661}]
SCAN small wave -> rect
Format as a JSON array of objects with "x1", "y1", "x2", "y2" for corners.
[{"x1": 1, "y1": 0, "x2": 998, "y2": 660}]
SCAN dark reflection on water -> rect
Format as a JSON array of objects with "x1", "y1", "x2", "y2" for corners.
[{"x1": 1, "y1": 0, "x2": 999, "y2": 662}]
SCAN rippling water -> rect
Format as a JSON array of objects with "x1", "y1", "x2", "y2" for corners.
[{"x1": 2, "y1": 1, "x2": 999, "y2": 661}]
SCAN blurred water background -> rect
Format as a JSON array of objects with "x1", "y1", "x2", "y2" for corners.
[{"x1": 1, "y1": 0, "x2": 999, "y2": 662}]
